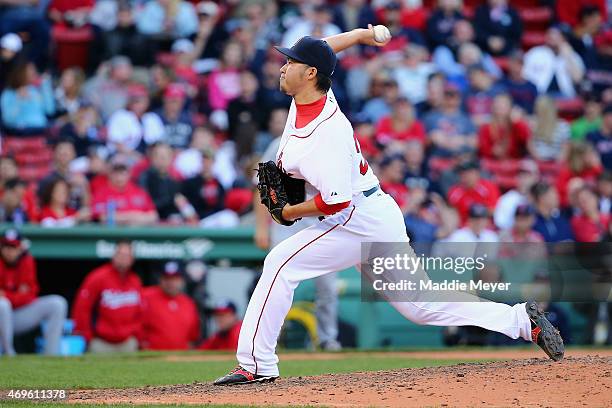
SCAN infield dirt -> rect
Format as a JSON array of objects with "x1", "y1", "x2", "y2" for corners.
[{"x1": 70, "y1": 351, "x2": 612, "y2": 407}]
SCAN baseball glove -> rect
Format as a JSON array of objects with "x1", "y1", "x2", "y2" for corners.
[{"x1": 257, "y1": 161, "x2": 305, "y2": 226}]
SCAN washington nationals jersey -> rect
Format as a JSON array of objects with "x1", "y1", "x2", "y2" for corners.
[{"x1": 275, "y1": 90, "x2": 379, "y2": 205}]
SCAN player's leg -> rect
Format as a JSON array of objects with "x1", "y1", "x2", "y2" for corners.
[
  {"x1": 12, "y1": 295, "x2": 67, "y2": 355},
  {"x1": 314, "y1": 272, "x2": 340, "y2": 350},
  {"x1": 0, "y1": 297, "x2": 16, "y2": 355},
  {"x1": 233, "y1": 207, "x2": 361, "y2": 379}
]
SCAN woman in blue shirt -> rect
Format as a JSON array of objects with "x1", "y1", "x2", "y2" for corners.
[{"x1": 1, "y1": 62, "x2": 55, "y2": 134}]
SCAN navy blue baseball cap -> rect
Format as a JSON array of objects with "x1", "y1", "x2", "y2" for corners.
[{"x1": 274, "y1": 36, "x2": 337, "y2": 78}]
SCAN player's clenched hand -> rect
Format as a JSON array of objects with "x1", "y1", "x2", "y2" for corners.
[{"x1": 360, "y1": 24, "x2": 392, "y2": 47}]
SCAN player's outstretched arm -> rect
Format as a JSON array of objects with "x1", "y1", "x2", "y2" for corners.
[{"x1": 323, "y1": 24, "x2": 391, "y2": 54}]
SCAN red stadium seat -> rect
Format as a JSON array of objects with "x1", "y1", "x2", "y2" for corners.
[
  {"x1": 520, "y1": 7, "x2": 553, "y2": 31},
  {"x1": 481, "y1": 158, "x2": 522, "y2": 176},
  {"x1": 2, "y1": 136, "x2": 47, "y2": 154},
  {"x1": 52, "y1": 26, "x2": 93, "y2": 72},
  {"x1": 19, "y1": 164, "x2": 51, "y2": 183},
  {"x1": 557, "y1": 97, "x2": 585, "y2": 121},
  {"x1": 522, "y1": 31, "x2": 547, "y2": 49}
]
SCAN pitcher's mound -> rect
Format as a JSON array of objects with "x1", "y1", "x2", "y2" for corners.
[{"x1": 71, "y1": 355, "x2": 612, "y2": 407}]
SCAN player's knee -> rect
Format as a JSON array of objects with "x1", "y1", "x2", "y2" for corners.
[
  {"x1": 0, "y1": 297, "x2": 12, "y2": 315},
  {"x1": 44, "y1": 295, "x2": 68, "y2": 317}
]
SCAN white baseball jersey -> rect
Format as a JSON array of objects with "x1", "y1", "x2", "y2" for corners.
[
  {"x1": 275, "y1": 90, "x2": 379, "y2": 206},
  {"x1": 236, "y1": 90, "x2": 533, "y2": 378}
]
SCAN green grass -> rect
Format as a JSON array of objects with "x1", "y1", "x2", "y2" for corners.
[{"x1": 0, "y1": 351, "x2": 482, "y2": 389}]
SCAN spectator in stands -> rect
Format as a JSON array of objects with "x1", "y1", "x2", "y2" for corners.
[
  {"x1": 528, "y1": 96, "x2": 571, "y2": 162},
  {"x1": 494, "y1": 159, "x2": 539, "y2": 230},
  {"x1": 173, "y1": 125, "x2": 216, "y2": 179},
  {"x1": 73, "y1": 240, "x2": 142, "y2": 353},
  {"x1": 597, "y1": 171, "x2": 612, "y2": 215},
  {"x1": 0, "y1": 0, "x2": 50, "y2": 70},
  {"x1": 0, "y1": 229, "x2": 67, "y2": 355},
  {"x1": 281, "y1": 4, "x2": 341, "y2": 49},
  {"x1": 48, "y1": 0, "x2": 93, "y2": 29},
  {"x1": 531, "y1": 181, "x2": 574, "y2": 242},
  {"x1": 169, "y1": 39, "x2": 199, "y2": 89},
  {"x1": 360, "y1": 77, "x2": 400, "y2": 124},
  {"x1": 571, "y1": 186, "x2": 609, "y2": 242},
  {"x1": 566, "y1": 5, "x2": 604, "y2": 70},
  {"x1": 586, "y1": 104, "x2": 612, "y2": 170},
  {"x1": 1, "y1": 62, "x2": 54, "y2": 134},
  {"x1": 424, "y1": 82, "x2": 477, "y2": 158},
  {"x1": 404, "y1": 190, "x2": 458, "y2": 243},
  {"x1": 464, "y1": 64, "x2": 506, "y2": 126},
  {"x1": 135, "y1": 0, "x2": 198, "y2": 39},
  {"x1": 181, "y1": 149, "x2": 225, "y2": 219},
  {"x1": 39, "y1": 140, "x2": 90, "y2": 212},
  {"x1": 39, "y1": 177, "x2": 90, "y2": 227},
  {"x1": 432, "y1": 20, "x2": 501, "y2": 86},
  {"x1": 140, "y1": 261, "x2": 200, "y2": 350},
  {"x1": 376, "y1": 2, "x2": 426, "y2": 50},
  {"x1": 556, "y1": 142, "x2": 603, "y2": 207},
  {"x1": 391, "y1": 44, "x2": 434, "y2": 106},
  {"x1": 499, "y1": 204, "x2": 544, "y2": 243},
  {"x1": 83, "y1": 55, "x2": 132, "y2": 120},
  {"x1": 333, "y1": 0, "x2": 376, "y2": 33},
  {"x1": 0, "y1": 33, "x2": 23, "y2": 90},
  {"x1": 479, "y1": 93, "x2": 530, "y2": 159},
  {"x1": 156, "y1": 83, "x2": 192, "y2": 149},
  {"x1": 0, "y1": 178, "x2": 28, "y2": 224},
  {"x1": 107, "y1": 83, "x2": 164, "y2": 157},
  {"x1": 207, "y1": 41, "x2": 244, "y2": 112},
  {"x1": 98, "y1": 1, "x2": 151, "y2": 67},
  {"x1": 190, "y1": 1, "x2": 227, "y2": 61},
  {"x1": 58, "y1": 102, "x2": 101, "y2": 158},
  {"x1": 149, "y1": 64, "x2": 175, "y2": 112},
  {"x1": 403, "y1": 140, "x2": 428, "y2": 184},
  {"x1": 445, "y1": 203, "x2": 498, "y2": 242},
  {"x1": 415, "y1": 72, "x2": 444, "y2": 118},
  {"x1": 473, "y1": 0, "x2": 522, "y2": 57},
  {"x1": 571, "y1": 94, "x2": 603, "y2": 141},
  {"x1": 425, "y1": 0, "x2": 464, "y2": 50},
  {"x1": 447, "y1": 161, "x2": 500, "y2": 223},
  {"x1": 54, "y1": 67, "x2": 85, "y2": 117},
  {"x1": 379, "y1": 154, "x2": 409, "y2": 212},
  {"x1": 199, "y1": 300, "x2": 241, "y2": 351},
  {"x1": 91, "y1": 156, "x2": 158, "y2": 225},
  {"x1": 375, "y1": 97, "x2": 425, "y2": 147},
  {"x1": 139, "y1": 143, "x2": 182, "y2": 221},
  {"x1": 256, "y1": 55, "x2": 291, "y2": 113},
  {"x1": 0, "y1": 156, "x2": 18, "y2": 190},
  {"x1": 523, "y1": 27, "x2": 585, "y2": 98},
  {"x1": 254, "y1": 107, "x2": 289, "y2": 156},
  {"x1": 498, "y1": 50, "x2": 538, "y2": 114},
  {"x1": 227, "y1": 71, "x2": 266, "y2": 160}
]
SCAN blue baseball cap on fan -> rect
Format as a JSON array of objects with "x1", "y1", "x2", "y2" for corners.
[{"x1": 274, "y1": 36, "x2": 337, "y2": 77}]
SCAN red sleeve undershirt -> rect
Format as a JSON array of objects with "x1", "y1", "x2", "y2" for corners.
[{"x1": 314, "y1": 193, "x2": 351, "y2": 215}]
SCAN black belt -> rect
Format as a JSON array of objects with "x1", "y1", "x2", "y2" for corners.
[{"x1": 363, "y1": 185, "x2": 380, "y2": 197}]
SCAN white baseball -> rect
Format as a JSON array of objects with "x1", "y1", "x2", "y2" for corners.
[{"x1": 372, "y1": 25, "x2": 391, "y2": 43}]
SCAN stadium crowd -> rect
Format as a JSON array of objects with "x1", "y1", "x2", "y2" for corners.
[{"x1": 0, "y1": 0, "x2": 611, "y2": 354}]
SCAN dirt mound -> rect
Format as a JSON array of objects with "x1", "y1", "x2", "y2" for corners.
[{"x1": 70, "y1": 354, "x2": 612, "y2": 407}]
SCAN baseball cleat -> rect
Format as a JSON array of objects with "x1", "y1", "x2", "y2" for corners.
[
  {"x1": 526, "y1": 301, "x2": 565, "y2": 361},
  {"x1": 213, "y1": 366, "x2": 278, "y2": 386}
]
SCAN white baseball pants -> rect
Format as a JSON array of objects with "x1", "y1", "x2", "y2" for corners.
[{"x1": 237, "y1": 191, "x2": 532, "y2": 376}]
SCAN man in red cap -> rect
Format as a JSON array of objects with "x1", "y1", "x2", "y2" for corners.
[
  {"x1": 72, "y1": 240, "x2": 143, "y2": 353},
  {"x1": 91, "y1": 156, "x2": 159, "y2": 226},
  {"x1": 0, "y1": 229, "x2": 67, "y2": 355},
  {"x1": 157, "y1": 83, "x2": 193, "y2": 149},
  {"x1": 140, "y1": 261, "x2": 200, "y2": 350},
  {"x1": 199, "y1": 300, "x2": 242, "y2": 351}
]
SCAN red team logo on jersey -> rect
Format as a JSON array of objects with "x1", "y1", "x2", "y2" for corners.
[{"x1": 353, "y1": 133, "x2": 369, "y2": 175}]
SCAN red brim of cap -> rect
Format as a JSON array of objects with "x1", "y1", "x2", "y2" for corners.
[{"x1": 1, "y1": 239, "x2": 21, "y2": 246}]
